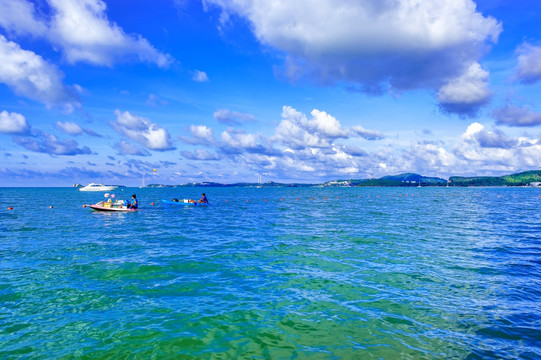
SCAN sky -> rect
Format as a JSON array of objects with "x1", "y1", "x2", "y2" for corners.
[{"x1": 0, "y1": 0, "x2": 540, "y2": 186}]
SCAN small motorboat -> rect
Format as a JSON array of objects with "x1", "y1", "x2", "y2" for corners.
[
  {"x1": 79, "y1": 183, "x2": 118, "y2": 191},
  {"x1": 87, "y1": 200, "x2": 136, "y2": 212}
]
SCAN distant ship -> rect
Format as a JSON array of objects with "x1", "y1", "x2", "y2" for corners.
[{"x1": 78, "y1": 183, "x2": 118, "y2": 191}]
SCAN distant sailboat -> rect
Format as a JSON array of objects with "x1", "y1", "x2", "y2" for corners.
[
  {"x1": 417, "y1": 181, "x2": 421, "y2": 188},
  {"x1": 140, "y1": 174, "x2": 146, "y2": 188},
  {"x1": 257, "y1": 173, "x2": 262, "y2": 188}
]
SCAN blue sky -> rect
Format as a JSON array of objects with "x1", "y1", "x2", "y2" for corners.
[{"x1": 0, "y1": 0, "x2": 540, "y2": 186}]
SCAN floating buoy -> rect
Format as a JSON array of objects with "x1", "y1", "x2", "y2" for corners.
[
  {"x1": 324, "y1": 197, "x2": 327, "y2": 199},
  {"x1": 8, "y1": 207, "x2": 13, "y2": 210},
  {"x1": 376, "y1": 195, "x2": 379, "y2": 198},
  {"x1": 296, "y1": 198, "x2": 299, "y2": 201},
  {"x1": 311, "y1": 197, "x2": 314, "y2": 200},
  {"x1": 151, "y1": 202, "x2": 155, "y2": 205},
  {"x1": 265, "y1": 199, "x2": 267, "y2": 202},
  {"x1": 83, "y1": 205, "x2": 86, "y2": 208},
  {"x1": 49, "y1": 206, "x2": 53, "y2": 209},
  {"x1": 226, "y1": 200, "x2": 229, "y2": 203},
  {"x1": 281, "y1": 198, "x2": 284, "y2": 201}
]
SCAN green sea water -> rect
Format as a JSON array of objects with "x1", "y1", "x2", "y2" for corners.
[{"x1": 1, "y1": 187, "x2": 540, "y2": 359}]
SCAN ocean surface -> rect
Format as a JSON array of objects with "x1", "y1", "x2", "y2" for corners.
[{"x1": 1, "y1": 186, "x2": 540, "y2": 359}]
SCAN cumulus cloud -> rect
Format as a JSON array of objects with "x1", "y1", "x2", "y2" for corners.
[
  {"x1": 179, "y1": 124, "x2": 216, "y2": 145},
  {"x1": 0, "y1": 0, "x2": 47, "y2": 37},
  {"x1": 113, "y1": 140, "x2": 151, "y2": 156},
  {"x1": 453, "y1": 123, "x2": 541, "y2": 170},
  {"x1": 351, "y1": 125, "x2": 384, "y2": 140},
  {"x1": 55, "y1": 121, "x2": 103, "y2": 136},
  {"x1": 0, "y1": 0, "x2": 172, "y2": 68},
  {"x1": 437, "y1": 62, "x2": 492, "y2": 116},
  {"x1": 55, "y1": 121, "x2": 83, "y2": 135},
  {"x1": 274, "y1": 106, "x2": 380, "y2": 149},
  {"x1": 462, "y1": 123, "x2": 517, "y2": 149},
  {"x1": 206, "y1": 0, "x2": 501, "y2": 115},
  {"x1": 493, "y1": 105, "x2": 541, "y2": 127},
  {"x1": 13, "y1": 130, "x2": 92, "y2": 155},
  {"x1": 515, "y1": 43, "x2": 541, "y2": 84},
  {"x1": 214, "y1": 109, "x2": 255, "y2": 125},
  {"x1": 0, "y1": 35, "x2": 80, "y2": 110},
  {"x1": 0, "y1": 110, "x2": 31, "y2": 134},
  {"x1": 111, "y1": 110, "x2": 175, "y2": 151},
  {"x1": 192, "y1": 70, "x2": 209, "y2": 82},
  {"x1": 221, "y1": 129, "x2": 270, "y2": 154}
]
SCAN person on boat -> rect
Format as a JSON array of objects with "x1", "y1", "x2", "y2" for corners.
[
  {"x1": 127, "y1": 194, "x2": 138, "y2": 209},
  {"x1": 198, "y1": 193, "x2": 209, "y2": 204}
]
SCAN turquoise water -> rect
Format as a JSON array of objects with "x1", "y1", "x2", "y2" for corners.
[{"x1": 1, "y1": 187, "x2": 540, "y2": 359}]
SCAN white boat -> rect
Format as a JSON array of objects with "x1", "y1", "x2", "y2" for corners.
[
  {"x1": 78, "y1": 183, "x2": 118, "y2": 191},
  {"x1": 87, "y1": 200, "x2": 136, "y2": 212}
]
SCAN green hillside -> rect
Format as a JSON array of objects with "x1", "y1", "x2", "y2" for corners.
[{"x1": 449, "y1": 170, "x2": 541, "y2": 186}]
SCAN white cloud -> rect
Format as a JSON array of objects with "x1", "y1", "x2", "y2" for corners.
[
  {"x1": 206, "y1": 0, "x2": 501, "y2": 115},
  {"x1": 0, "y1": 35, "x2": 80, "y2": 110},
  {"x1": 112, "y1": 110, "x2": 174, "y2": 151},
  {"x1": 56, "y1": 121, "x2": 83, "y2": 135},
  {"x1": 451, "y1": 122, "x2": 540, "y2": 171},
  {"x1": 49, "y1": 0, "x2": 172, "y2": 67},
  {"x1": 437, "y1": 62, "x2": 492, "y2": 116},
  {"x1": 221, "y1": 129, "x2": 260, "y2": 149},
  {"x1": 275, "y1": 106, "x2": 380, "y2": 149},
  {"x1": 214, "y1": 109, "x2": 255, "y2": 125},
  {"x1": 13, "y1": 130, "x2": 92, "y2": 155},
  {"x1": 275, "y1": 106, "x2": 331, "y2": 149},
  {"x1": 192, "y1": 70, "x2": 209, "y2": 82},
  {"x1": 493, "y1": 105, "x2": 541, "y2": 127},
  {"x1": 113, "y1": 140, "x2": 151, "y2": 156},
  {"x1": 0, "y1": 0, "x2": 47, "y2": 37},
  {"x1": 0, "y1": 110, "x2": 31, "y2": 134},
  {"x1": 0, "y1": 0, "x2": 172, "y2": 68},
  {"x1": 351, "y1": 125, "x2": 384, "y2": 140},
  {"x1": 191, "y1": 125, "x2": 214, "y2": 140},
  {"x1": 515, "y1": 42, "x2": 541, "y2": 84}
]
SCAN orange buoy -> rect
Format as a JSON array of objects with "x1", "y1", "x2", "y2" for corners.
[
  {"x1": 82, "y1": 205, "x2": 86, "y2": 208},
  {"x1": 324, "y1": 196, "x2": 327, "y2": 199},
  {"x1": 8, "y1": 207, "x2": 13, "y2": 210},
  {"x1": 311, "y1": 197, "x2": 314, "y2": 200},
  {"x1": 281, "y1": 198, "x2": 284, "y2": 201},
  {"x1": 226, "y1": 200, "x2": 229, "y2": 203},
  {"x1": 151, "y1": 202, "x2": 155, "y2": 205},
  {"x1": 265, "y1": 199, "x2": 268, "y2": 202}
]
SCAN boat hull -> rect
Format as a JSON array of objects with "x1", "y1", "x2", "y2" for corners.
[
  {"x1": 88, "y1": 204, "x2": 136, "y2": 212},
  {"x1": 79, "y1": 183, "x2": 118, "y2": 191}
]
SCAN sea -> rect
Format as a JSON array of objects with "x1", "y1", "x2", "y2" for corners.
[{"x1": 1, "y1": 186, "x2": 540, "y2": 359}]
